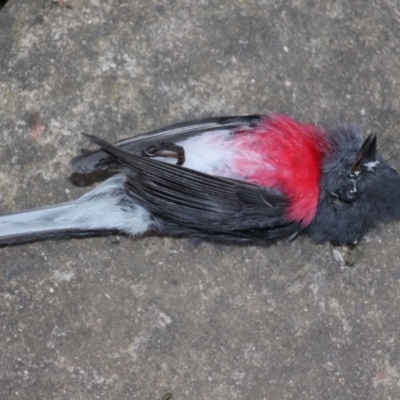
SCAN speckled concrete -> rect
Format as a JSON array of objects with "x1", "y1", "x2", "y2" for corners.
[{"x1": 1, "y1": 1, "x2": 400, "y2": 399}]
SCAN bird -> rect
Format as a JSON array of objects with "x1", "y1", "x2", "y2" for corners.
[{"x1": 1, "y1": 113, "x2": 400, "y2": 247}]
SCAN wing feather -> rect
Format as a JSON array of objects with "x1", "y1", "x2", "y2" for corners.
[{"x1": 81, "y1": 134, "x2": 301, "y2": 243}]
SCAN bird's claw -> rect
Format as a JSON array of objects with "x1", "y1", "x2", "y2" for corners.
[{"x1": 142, "y1": 142, "x2": 185, "y2": 166}]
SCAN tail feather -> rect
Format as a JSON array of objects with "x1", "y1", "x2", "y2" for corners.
[
  {"x1": 0, "y1": 226, "x2": 118, "y2": 246},
  {"x1": 0, "y1": 174, "x2": 155, "y2": 246}
]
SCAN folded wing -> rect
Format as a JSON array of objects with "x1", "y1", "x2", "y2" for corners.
[{"x1": 83, "y1": 134, "x2": 302, "y2": 243}]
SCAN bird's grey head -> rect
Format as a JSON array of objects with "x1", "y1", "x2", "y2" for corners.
[{"x1": 307, "y1": 126, "x2": 400, "y2": 245}]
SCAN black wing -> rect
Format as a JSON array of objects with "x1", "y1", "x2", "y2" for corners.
[
  {"x1": 71, "y1": 115, "x2": 263, "y2": 174},
  {"x1": 82, "y1": 134, "x2": 301, "y2": 244}
]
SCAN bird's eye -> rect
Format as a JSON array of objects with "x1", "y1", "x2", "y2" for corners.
[
  {"x1": 329, "y1": 175, "x2": 359, "y2": 206},
  {"x1": 329, "y1": 192, "x2": 352, "y2": 206}
]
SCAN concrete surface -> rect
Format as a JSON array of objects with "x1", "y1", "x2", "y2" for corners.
[{"x1": 1, "y1": 0, "x2": 400, "y2": 399}]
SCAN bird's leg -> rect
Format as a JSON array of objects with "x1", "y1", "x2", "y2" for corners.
[{"x1": 142, "y1": 142, "x2": 185, "y2": 166}]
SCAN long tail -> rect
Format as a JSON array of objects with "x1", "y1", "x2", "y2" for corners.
[{"x1": 0, "y1": 174, "x2": 155, "y2": 246}]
